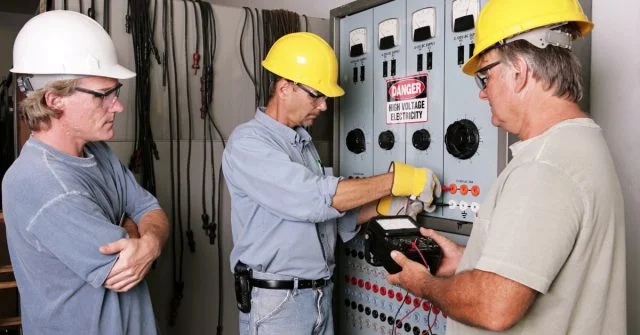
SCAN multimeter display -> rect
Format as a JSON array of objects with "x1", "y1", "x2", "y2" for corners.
[
  {"x1": 378, "y1": 217, "x2": 416, "y2": 230},
  {"x1": 364, "y1": 215, "x2": 442, "y2": 274}
]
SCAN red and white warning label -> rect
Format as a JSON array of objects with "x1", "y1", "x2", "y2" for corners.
[{"x1": 386, "y1": 74, "x2": 428, "y2": 125}]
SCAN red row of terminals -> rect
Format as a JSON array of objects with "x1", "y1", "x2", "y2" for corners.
[
  {"x1": 344, "y1": 274, "x2": 446, "y2": 317},
  {"x1": 442, "y1": 183, "x2": 480, "y2": 196}
]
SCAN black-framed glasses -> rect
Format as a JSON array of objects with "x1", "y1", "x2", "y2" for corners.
[
  {"x1": 75, "y1": 82, "x2": 123, "y2": 107},
  {"x1": 474, "y1": 61, "x2": 501, "y2": 90},
  {"x1": 288, "y1": 80, "x2": 328, "y2": 105}
]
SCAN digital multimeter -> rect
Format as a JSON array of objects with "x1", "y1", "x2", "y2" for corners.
[{"x1": 364, "y1": 215, "x2": 442, "y2": 275}]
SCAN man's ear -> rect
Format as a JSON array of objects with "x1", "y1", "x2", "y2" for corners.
[
  {"x1": 44, "y1": 90, "x2": 64, "y2": 110},
  {"x1": 511, "y1": 56, "x2": 529, "y2": 93},
  {"x1": 276, "y1": 79, "x2": 293, "y2": 99}
]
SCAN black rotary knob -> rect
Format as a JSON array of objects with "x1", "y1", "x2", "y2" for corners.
[
  {"x1": 445, "y1": 119, "x2": 480, "y2": 159},
  {"x1": 378, "y1": 130, "x2": 395, "y2": 150},
  {"x1": 346, "y1": 128, "x2": 366, "y2": 154},
  {"x1": 412, "y1": 129, "x2": 431, "y2": 151}
]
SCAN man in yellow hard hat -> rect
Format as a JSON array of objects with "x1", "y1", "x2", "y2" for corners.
[
  {"x1": 388, "y1": 0, "x2": 626, "y2": 333},
  {"x1": 222, "y1": 32, "x2": 442, "y2": 334}
]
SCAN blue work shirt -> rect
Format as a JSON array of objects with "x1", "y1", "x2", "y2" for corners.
[{"x1": 222, "y1": 108, "x2": 359, "y2": 280}]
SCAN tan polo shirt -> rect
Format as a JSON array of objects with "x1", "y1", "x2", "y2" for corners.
[{"x1": 447, "y1": 118, "x2": 626, "y2": 334}]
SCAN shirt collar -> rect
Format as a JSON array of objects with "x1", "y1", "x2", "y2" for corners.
[
  {"x1": 509, "y1": 118, "x2": 595, "y2": 156},
  {"x1": 255, "y1": 107, "x2": 312, "y2": 145}
]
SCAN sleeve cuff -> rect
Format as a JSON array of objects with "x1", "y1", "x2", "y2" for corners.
[{"x1": 337, "y1": 208, "x2": 360, "y2": 242}]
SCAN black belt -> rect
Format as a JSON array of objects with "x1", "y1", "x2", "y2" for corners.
[{"x1": 250, "y1": 277, "x2": 332, "y2": 290}]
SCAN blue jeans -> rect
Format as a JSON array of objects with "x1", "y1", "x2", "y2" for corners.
[{"x1": 238, "y1": 271, "x2": 334, "y2": 335}]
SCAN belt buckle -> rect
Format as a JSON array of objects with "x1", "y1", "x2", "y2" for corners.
[{"x1": 312, "y1": 279, "x2": 323, "y2": 290}]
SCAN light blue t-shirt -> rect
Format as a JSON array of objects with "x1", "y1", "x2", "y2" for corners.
[
  {"x1": 222, "y1": 108, "x2": 359, "y2": 280},
  {"x1": 1, "y1": 138, "x2": 160, "y2": 335}
]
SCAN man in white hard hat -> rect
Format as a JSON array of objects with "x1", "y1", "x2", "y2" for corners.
[
  {"x1": 387, "y1": 0, "x2": 626, "y2": 334},
  {"x1": 1, "y1": 10, "x2": 168, "y2": 335}
]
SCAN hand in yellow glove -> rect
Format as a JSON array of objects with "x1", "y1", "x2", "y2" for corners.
[
  {"x1": 390, "y1": 161, "x2": 442, "y2": 212},
  {"x1": 376, "y1": 196, "x2": 424, "y2": 220}
]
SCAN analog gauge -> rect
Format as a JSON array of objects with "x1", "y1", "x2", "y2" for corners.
[
  {"x1": 412, "y1": 8, "x2": 436, "y2": 41},
  {"x1": 378, "y1": 18, "x2": 399, "y2": 50},
  {"x1": 349, "y1": 28, "x2": 367, "y2": 57},
  {"x1": 452, "y1": 0, "x2": 479, "y2": 32}
]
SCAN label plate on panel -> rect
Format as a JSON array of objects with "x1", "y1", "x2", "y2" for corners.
[{"x1": 386, "y1": 74, "x2": 428, "y2": 124}]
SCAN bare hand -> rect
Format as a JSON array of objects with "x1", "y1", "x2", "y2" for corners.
[
  {"x1": 386, "y1": 250, "x2": 431, "y2": 298},
  {"x1": 421, "y1": 228, "x2": 465, "y2": 277},
  {"x1": 100, "y1": 235, "x2": 160, "y2": 292}
]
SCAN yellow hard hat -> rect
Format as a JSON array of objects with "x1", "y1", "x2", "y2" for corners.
[
  {"x1": 462, "y1": 0, "x2": 593, "y2": 75},
  {"x1": 262, "y1": 32, "x2": 345, "y2": 98}
]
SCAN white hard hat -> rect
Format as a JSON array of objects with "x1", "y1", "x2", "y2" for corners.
[{"x1": 11, "y1": 10, "x2": 135, "y2": 90}]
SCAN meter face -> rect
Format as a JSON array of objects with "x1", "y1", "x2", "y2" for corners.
[
  {"x1": 349, "y1": 28, "x2": 367, "y2": 57},
  {"x1": 378, "y1": 18, "x2": 399, "y2": 50},
  {"x1": 377, "y1": 217, "x2": 416, "y2": 231},
  {"x1": 412, "y1": 8, "x2": 436, "y2": 41},
  {"x1": 452, "y1": 0, "x2": 479, "y2": 32}
]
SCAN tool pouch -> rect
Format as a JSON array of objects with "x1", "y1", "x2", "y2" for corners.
[{"x1": 234, "y1": 262, "x2": 252, "y2": 313}]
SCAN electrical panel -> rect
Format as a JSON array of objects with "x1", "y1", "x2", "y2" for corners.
[
  {"x1": 405, "y1": 0, "x2": 446, "y2": 218},
  {"x1": 340, "y1": 10, "x2": 375, "y2": 177},
  {"x1": 335, "y1": 0, "x2": 504, "y2": 221},
  {"x1": 440, "y1": 0, "x2": 503, "y2": 222},
  {"x1": 334, "y1": 236, "x2": 453, "y2": 335},
  {"x1": 373, "y1": 2, "x2": 407, "y2": 174},
  {"x1": 333, "y1": 0, "x2": 503, "y2": 334}
]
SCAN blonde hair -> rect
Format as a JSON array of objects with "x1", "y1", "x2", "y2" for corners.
[{"x1": 19, "y1": 79, "x2": 78, "y2": 131}]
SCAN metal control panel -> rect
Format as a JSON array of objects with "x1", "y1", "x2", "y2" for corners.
[
  {"x1": 332, "y1": 0, "x2": 502, "y2": 334},
  {"x1": 373, "y1": 2, "x2": 407, "y2": 174},
  {"x1": 440, "y1": 0, "x2": 505, "y2": 222},
  {"x1": 333, "y1": 0, "x2": 505, "y2": 224},
  {"x1": 340, "y1": 10, "x2": 375, "y2": 177}
]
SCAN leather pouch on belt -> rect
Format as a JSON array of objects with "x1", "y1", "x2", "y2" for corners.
[{"x1": 234, "y1": 262, "x2": 252, "y2": 313}]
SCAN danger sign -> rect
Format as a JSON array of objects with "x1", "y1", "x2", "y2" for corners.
[{"x1": 386, "y1": 74, "x2": 428, "y2": 125}]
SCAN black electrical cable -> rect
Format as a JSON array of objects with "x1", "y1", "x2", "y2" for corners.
[
  {"x1": 195, "y1": 0, "x2": 210, "y2": 242},
  {"x1": 240, "y1": 7, "x2": 258, "y2": 103},
  {"x1": 260, "y1": 9, "x2": 301, "y2": 105},
  {"x1": 88, "y1": 0, "x2": 95, "y2": 19},
  {"x1": 162, "y1": 0, "x2": 184, "y2": 327},
  {"x1": 196, "y1": 3, "x2": 227, "y2": 335},
  {"x1": 190, "y1": 0, "x2": 201, "y2": 76},
  {"x1": 78, "y1": 0, "x2": 83, "y2": 14},
  {"x1": 104, "y1": 0, "x2": 110, "y2": 34},
  {"x1": 183, "y1": 0, "x2": 195, "y2": 254},
  {"x1": 128, "y1": 0, "x2": 161, "y2": 198}
]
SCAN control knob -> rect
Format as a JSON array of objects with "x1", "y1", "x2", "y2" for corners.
[
  {"x1": 346, "y1": 128, "x2": 366, "y2": 154},
  {"x1": 445, "y1": 119, "x2": 479, "y2": 159},
  {"x1": 378, "y1": 130, "x2": 395, "y2": 150},
  {"x1": 412, "y1": 129, "x2": 431, "y2": 151}
]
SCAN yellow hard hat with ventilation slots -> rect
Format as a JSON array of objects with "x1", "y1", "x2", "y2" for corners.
[
  {"x1": 262, "y1": 32, "x2": 345, "y2": 98},
  {"x1": 462, "y1": 0, "x2": 593, "y2": 75}
]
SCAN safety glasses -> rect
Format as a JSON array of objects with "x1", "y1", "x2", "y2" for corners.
[
  {"x1": 75, "y1": 82, "x2": 123, "y2": 107},
  {"x1": 288, "y1": 80, "x2": 328, "y2": 105},
  {"x1": 474, "y1": 61, "x2": 501, "y2": 90}
]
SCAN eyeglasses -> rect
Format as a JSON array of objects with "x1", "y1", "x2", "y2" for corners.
[
  {"x1": 474, "y1": 61, "x2": 501, "y2": 90},
  {"x1": 75, "y1": 82, "x2": 123, "y2": 107},
  {"x1": 289, "y1": 81, "x2": 328, "y2": 105}
]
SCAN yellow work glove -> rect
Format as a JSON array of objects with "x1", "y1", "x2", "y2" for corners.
[
  {"x1": 390, "y1": 161, "x2": 442, "y2": 212},
  {"x1": 376, "y1": 196, "x2": 424, "y2": 220}
]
